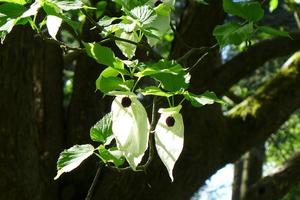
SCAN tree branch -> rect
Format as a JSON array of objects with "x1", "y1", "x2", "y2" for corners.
[
  {"x1": 203, "y1": 32, "x2": 300, "y2": 95},
  {"x1": 225, "y1": 51, "x2": 300, "y2": 162},
  {"x1": 242, "y1": 150, "x2": 300, "y2": 200}
]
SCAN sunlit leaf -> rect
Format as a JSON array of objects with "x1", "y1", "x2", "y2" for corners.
[
  {"x1": 269, "y1": 0, "x2": 278, "y2": 12},
  {"x1": 54, "y1": 144, "x2": 94, "y2": 180},
  {"x1": 98, "y1": 146, "x2": 125, "y2": 167},
  {"x1": 138, "y1": 86, "x2": 173, "y2": 97},
  {"x1": 136, "y1": 60, "x2": 190, "y2": 92},
  {"x1": 90, "y1": 113, "x2": 113, "y2": 144},
  {"x1": 115, "y1": 31, "x2": 139, "y2": 59},
  {"x1": 96, "y1": 67, "x2": 134, "y2": 93},
  {"x1": 184, "y1": 91, "x2": 224, "y2": 107}
]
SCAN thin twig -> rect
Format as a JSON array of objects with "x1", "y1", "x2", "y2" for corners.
[
  {"x1": 36, "y1": 33, "x2": 84, "y2": 53},
  {"x1": 85, "y1": 162, "x2": 104, "y2": 200},
  {"x1": 188, "y1": 52, "x2": 209, "y2": 72},
  {"x1": 177, "y1": 44, "x2": 218, "y2": 63}
]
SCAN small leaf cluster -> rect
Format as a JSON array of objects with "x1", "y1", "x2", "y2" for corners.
[{"x1": 213, "y1": 0, "x2": 290, "y2": 48}]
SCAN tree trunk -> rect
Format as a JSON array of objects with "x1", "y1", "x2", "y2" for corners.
[
  {"x1": 232, "y1": 144, "x2": 265, "y2": 200},
  {"x1": 0, "y1": 27, "x2": 64, "y2": 200}
]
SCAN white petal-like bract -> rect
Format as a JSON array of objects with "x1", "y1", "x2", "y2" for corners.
[
  {"x1": 155, "y1": 105, "x2": 184, "y2": 181},
  {"x1": 111, "y1": 93, "x2": 150, "y2": 170}
]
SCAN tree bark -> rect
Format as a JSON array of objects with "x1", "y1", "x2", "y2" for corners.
[
  {"x1": 203, "y1": 32, "x2": 300, "y2": 95},
  {"x1": 232, "y1": 159, "x2": 244, "y2": 200},
  {"x1": 225, "y1": 51, "x2": 300, "y2": 162},
  {"x1": 242, "y1": 150, "x2": 300, "y2": 200},
  {"x1": 0, "y1": 27, "x2": 64, "y2": 200},
  {"x1": 239, "y1": 144, "x2": 265, "y2": 199}
]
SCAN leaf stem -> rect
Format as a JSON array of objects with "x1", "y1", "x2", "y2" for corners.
[
  {"x1": 167, "y1": 97, "x2": 172, "y2": 107},
  {"x1": 85, "y1": 162, "x2": 104, "y2": 200},
  {"x1": 131, "y1": 77, "x2": 141, "y2": 92}
]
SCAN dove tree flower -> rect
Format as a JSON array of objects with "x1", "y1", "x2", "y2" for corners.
[
  {"x1": 155, "y1": 105, "x2": 184, "y2": 181},
  {"x1": 110, "y1": 92, "x2": 150, "y2": 170}
]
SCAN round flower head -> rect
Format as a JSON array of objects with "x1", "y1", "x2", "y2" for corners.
[
  {"x1": 155, "y1": 105, "x2": 184, "y2": 181},
  {"x1": 110, "y1": 91, "x2": 150, "y2": 170}
]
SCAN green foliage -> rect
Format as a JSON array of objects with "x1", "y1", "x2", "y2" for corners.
[
  {"x1": 97, "y1": 146, "x2": 125, "y2": 167},
  {"x1": 213, "y1": 0, "x2": 289, "y2": 47},
  {"x1": 223, "y1": 0, "x2": 264, "y2": 22},
  {"x1": 54, "y1": 144, "x2": 95, "y2": 180},
  {"x1": 184, "y1": 91, "x2": 224, "y2": 107},
  {"x1": 136, "y1": 60, "x2": 190, "y2": 92},
  {"x1": 90, "y1": 113, "x2": 113, "y2": 144},
  {"x1": 258, "y1": 26, "x2": 290, "y2": 38},
  {"x1": 269, "y1": 0, "x2": 279, "y2": 12},
  {"x1": 213, "y1": 22, "x2": 253, "y2": 47},
  {"x1": 138, "y1": 86, "x2": 173, "y2": 97},
  {"x1": 84, "y1": 42, "x2": 120, "y2": 67}
]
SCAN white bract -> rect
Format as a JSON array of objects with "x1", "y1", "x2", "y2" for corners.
[
  {"x1": 46, "y1": 15, "x2": 62, "y2": 40},
  {"x1": 111, "y1": 92, "x2": 150, "y2": 170},
  {"x1": 155, "y1": 105, "x2": 184, "y2": 181}
]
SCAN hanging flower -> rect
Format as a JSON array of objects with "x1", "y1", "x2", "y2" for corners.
[
  {"x1": 155, "y1": 105, "x2": 184, "y2": 181},
  {"x1": 110, "y1": 91, "x2": 150, "y2": 170}
]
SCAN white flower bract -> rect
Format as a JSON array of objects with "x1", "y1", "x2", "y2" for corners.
[
  {"x1": 155, "y1": 105, "x2": 184, "y2": 181},
  {"x1": 111, "y1": 93, "x2": 150, "y2": 170}
]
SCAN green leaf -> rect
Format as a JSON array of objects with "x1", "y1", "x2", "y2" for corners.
[
  {"x1": 0, "y1": 0, "x2": 27, "y2": 5},
  {"x1": 138, "y1": 86, "x2": 173, "y2": 97},
  {"x1": 115, "y1": 31, "x2": 139, "y2": 59},
  {"x1": 98, "y1": 147, "x2": 125, "y2": 167},
  {"x1": 20, "y1": 1, "x2": 41, "y2": 18},
  {"x1": 84, "y1": 42, "x2": 117, "y2": 67},
  {"x1": 112, "y1": 0, "x2": 149, "y2": 10},
  {"x1": 145, "y1": 13, "x2": 170, "y2": 45},
  {"x1": 184, "y1": 91, "x2": 224, "y2": 107},
  {"x1": 143, "y1": 27, "x2": 161, "y2": 46},
  {"x1": 90, "y1": 113, "x2": 113, "y2": 144},
  {"x1": 213, "y1": 22, "x2": 254, "y2": 47},
  {"x1": 41, "y1": 0, "x2": 80, "y2": 31},
  {"x1": 136, "y1": 60, "x2": 190, "y2": 92},
  {"x1": 258, "y1": 26, "x2": 290, "y2": 38},
  {"x1": 96, "y1": 67, "x2": 134, "y2": 93},
  {"x1": 223, "y1": 0, "x2": 264, "y2": 22},
  {"x1": 269, "y1": 0, "x2": 278, "y2": 12},
  {"x1": 46, "y1": 0, "x2": 83, "y2": 11},
  {"x1": 130, "y1": 5, "x2": 156, "y2": 26},
  {"x1": 54, "y1": 144, "x2": 94, "y2": 180},
  {"x1": 0, "y1": 3, "x2": 26, "y2": 18},
  {"x1": 98, "y1": 16, "x2": 118, "y2": 27},
  {"x1": 0, "y1": 19, "x2": 15, "y2": 43}
]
